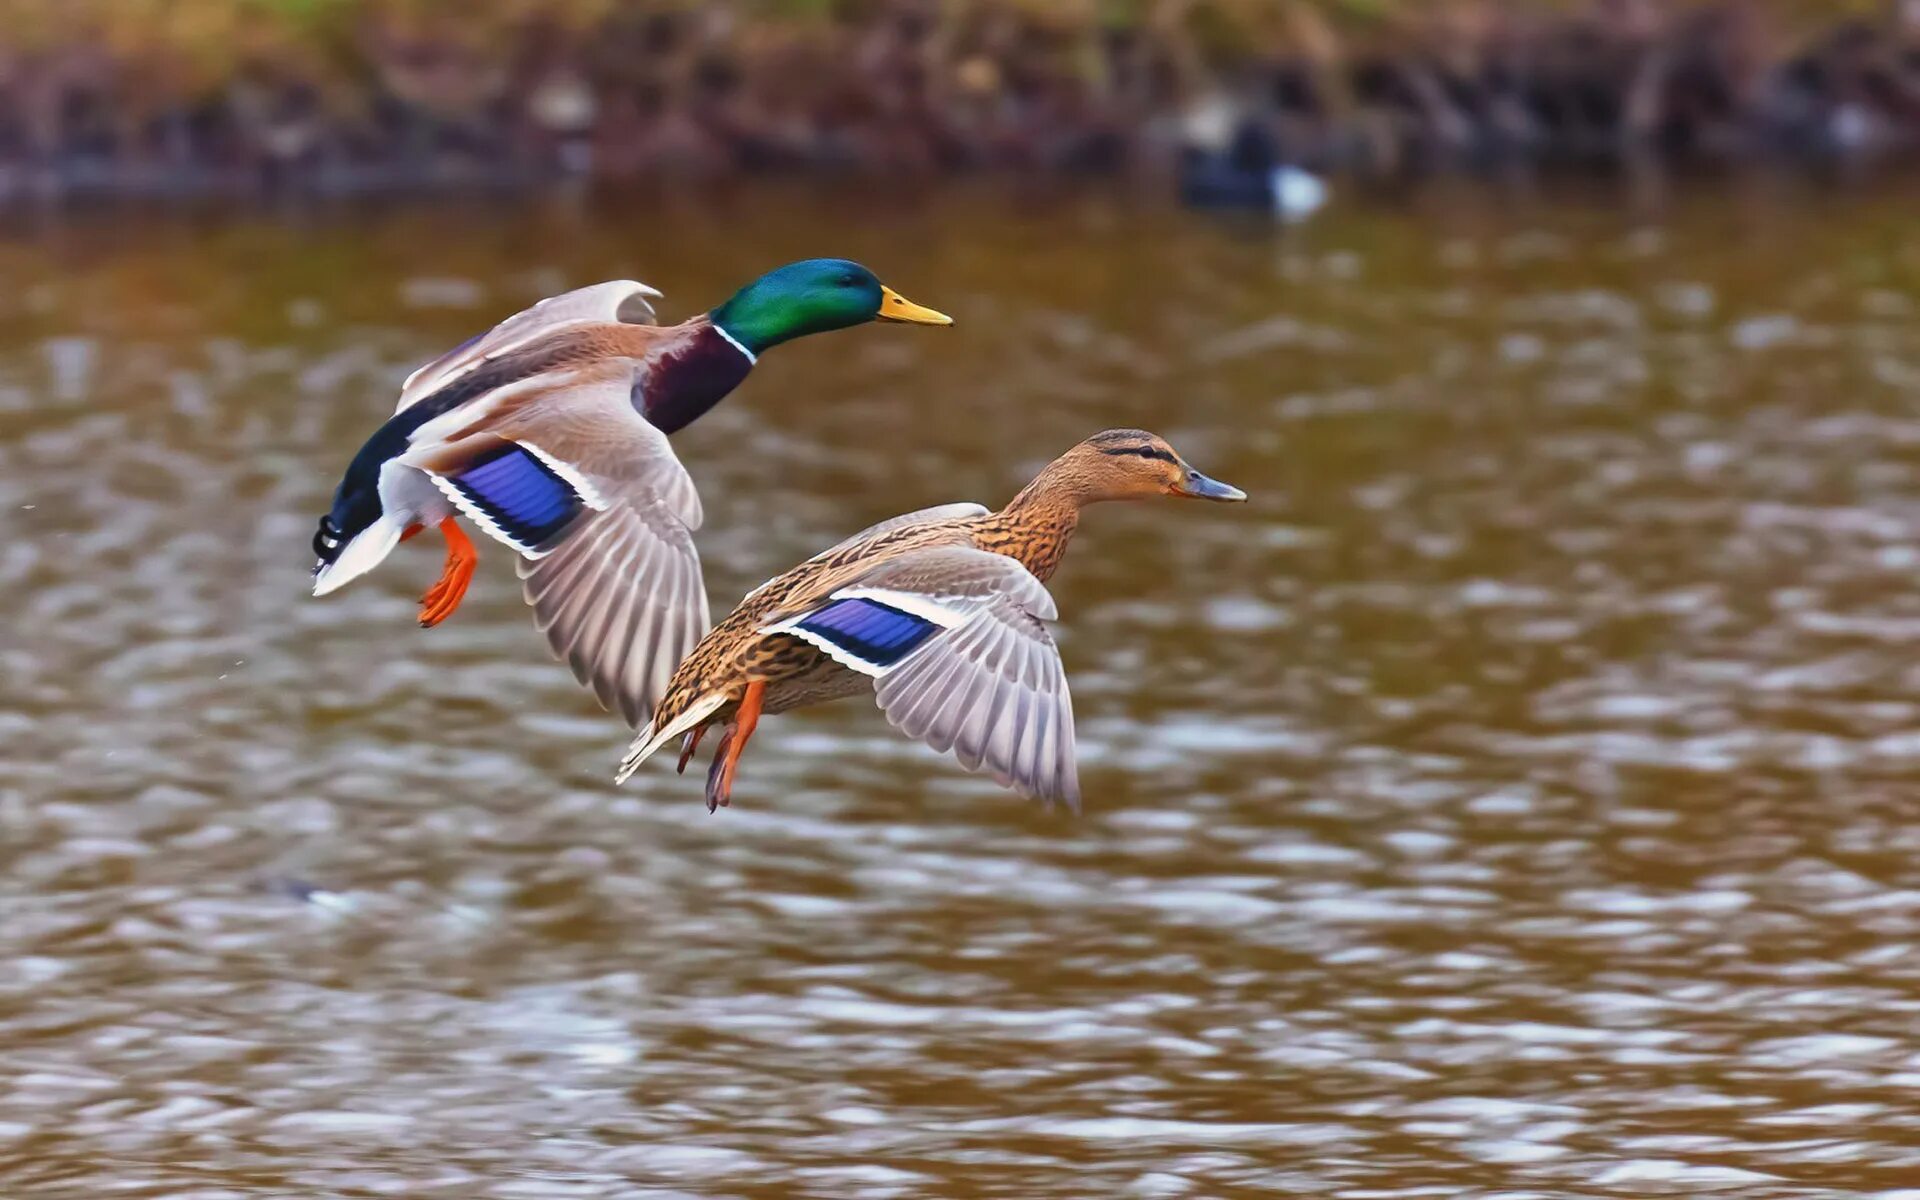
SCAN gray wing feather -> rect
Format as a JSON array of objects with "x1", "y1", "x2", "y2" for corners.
[
  {"x1": 852, "y1": 547, "x2": 1078, "y2": 810},
  {"x1": 506, "y1": 375, "x2": 705, "y2": 728},
  {"x1": 519, "y1": 495, "x2": 709, "y2": 728},
  {"x1": 397, "y1": 279, "x2": 662, "y2": 413},
  {"x1": 478, "y1": 367, "x2": 707, "y2": 727}
]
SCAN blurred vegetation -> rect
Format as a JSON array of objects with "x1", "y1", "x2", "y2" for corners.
[{"x1": 0, "y1": 0, "x2": 1917, "y2": 195}]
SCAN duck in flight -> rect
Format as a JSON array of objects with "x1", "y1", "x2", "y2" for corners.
[
  {"x1": 309, "y1": 259, "x2": 952, "y2": 727},
  {"x1": 620, "y1": 429, "x2": 1248, "y2": 812}
]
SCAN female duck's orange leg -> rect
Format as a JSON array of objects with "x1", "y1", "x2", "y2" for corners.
[
  {"x1": 418, "y1": 519, "x2": 477, "y2": 628},
  {"x1": 703, "y1": 681, "x2": 765, "y2": 812}
]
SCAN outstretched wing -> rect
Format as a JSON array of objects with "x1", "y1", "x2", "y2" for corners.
[
  {"x1": 818, "y1": 503, "x2": 991, "y2": 555},
  {"x1": 743, "y1": 502, "x2": 990, "y2": 602},
  {"x1": 518, "y1": 496, "x2": 707, "y2": 728},
  {"x1": 397, "y1": 280, "x2": 662, "y2": 414},
  {"x1": 401, "y1": 362, "x2": 708, "y2": 727},
  {"x1": 763, "y1": 546, "x2": 1078, "y2": 809}
]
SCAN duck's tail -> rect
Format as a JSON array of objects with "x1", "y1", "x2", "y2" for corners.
[
  {"x1": 313, "y1": 415, "x2": 415, "y2": 598},
  {"x1": 617, "y1": 692, "x2": 728, "y2": 784}
]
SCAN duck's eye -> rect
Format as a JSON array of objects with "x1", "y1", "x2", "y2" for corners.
[{"x1": 840, "y1": 274, "x2": 861, "y2": 287}]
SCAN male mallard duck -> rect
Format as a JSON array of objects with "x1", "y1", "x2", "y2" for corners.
[
  {"x1": 619, "y1": 429, "x2": 1248, "y2": 811},
  {"x1": 310, "y1": 259, "x2": 951, "y2": 726}
]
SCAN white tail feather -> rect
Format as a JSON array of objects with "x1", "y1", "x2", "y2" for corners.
[
  {"x1": 312, "y1": 515, "x2": 406, "y2": 597},
  {"x1": 617, "y1": 692, "x2": 727, "y2": 783}
]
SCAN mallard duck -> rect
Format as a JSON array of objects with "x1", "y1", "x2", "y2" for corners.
[
  {"x1": 1178, "y1": 101, "x2": 1327, "y2": 221},
  {"x1": 619, "y1": 429, "x2": 1248, "y2": 811},
  {"x1": 310, "y1": 259, "x2": 952, "y2": 726}
]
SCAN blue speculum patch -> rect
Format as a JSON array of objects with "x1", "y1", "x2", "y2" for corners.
[
  {"x1": 450, "y1": 445, "x2": 581, "y2": 548},
  {"x1": 798, "y1": 597, "x2": 941, "y2": 667}
]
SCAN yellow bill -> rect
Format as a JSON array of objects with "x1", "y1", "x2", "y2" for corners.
[{"x1": 877, "y1": 285, "x2": 953, "y2": 326}]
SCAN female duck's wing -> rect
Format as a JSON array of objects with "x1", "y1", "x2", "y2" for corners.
[
  {"x1": 762, "y1": 546, "x2": 1079, "y2": 809},
  {"x1": 742, "y1": 503, "x2": 990, "y2": 602},
  {"x1": 823, "y1": 503, "x2": 991, "y2": 552},
  {"x1": 400, "y1": 362, "x2": 707, "y2": 727},
  {"x1": 396, "y1": 280, "x2": 663, "y2": 414}
]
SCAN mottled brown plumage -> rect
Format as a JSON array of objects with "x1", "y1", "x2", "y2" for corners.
[{"x1": 620, "y1": 429, "x2": 1249, "y2": 811}]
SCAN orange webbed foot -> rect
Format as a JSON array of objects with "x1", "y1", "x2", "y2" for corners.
[{"x1": 418, "y1": 520, "x2": 478, "y2": 628}]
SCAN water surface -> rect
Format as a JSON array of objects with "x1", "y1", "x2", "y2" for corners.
[{"x1": 6, "y1": 184, "x2": 1920, "y2": 1197}]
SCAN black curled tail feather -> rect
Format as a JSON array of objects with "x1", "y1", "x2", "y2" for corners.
[
  {"x1": 313, "y1": 514, "x2": 345, "y2": 566},
  {"x1": 312, "y1": 479, "x2": 385, "y2": 575},
  {"x1": 312, "y1": 474, "x2": 385, "y2": 575}
]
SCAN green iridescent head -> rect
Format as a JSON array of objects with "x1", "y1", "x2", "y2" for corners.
[{"x1": 709, "y1": 258, "x2": 951, "y2": 355}]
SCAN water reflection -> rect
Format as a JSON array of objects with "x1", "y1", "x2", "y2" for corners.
[{"x1": 6, "y1": 185, "x2": 1920, "y2": 1196}]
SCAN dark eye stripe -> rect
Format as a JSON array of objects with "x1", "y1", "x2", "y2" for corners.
[{"x1": 1100, "y1": 445, "x2": 1176, "y2": 463}]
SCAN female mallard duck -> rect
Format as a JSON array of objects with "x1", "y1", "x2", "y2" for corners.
[
  {"x1": 618, "y1": 429, "x2": 1248, "y2": 811},
  {"x1": 310, "y1": 259, "x2": 951, "y2": 726}
]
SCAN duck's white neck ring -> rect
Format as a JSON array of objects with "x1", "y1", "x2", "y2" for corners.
[{"x1": 714, "y1": 325, "x2": 758, "y2": 365}]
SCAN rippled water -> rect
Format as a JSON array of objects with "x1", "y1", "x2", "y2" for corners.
[{"x1": 7, "y1": 183, "x2": 1920, "y2": 1197}]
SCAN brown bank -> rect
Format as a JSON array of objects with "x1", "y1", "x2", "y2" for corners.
[{"x1": 4, "y1": 0, "x2": 1920, "y2": 201}]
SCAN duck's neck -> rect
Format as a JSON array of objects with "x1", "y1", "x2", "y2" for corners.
[
  {"x1": 708, "y1": 293, "x2": 805, "y2": 359},
  {"x1": 709, "y1": 320, "x2": 760, "y2": 364},
  {"x1": 640, "y1": 319, "x2": 757, "y2": 435},
  {"x1": 983, "y1": 472, "x2": 1088, "y2": 583}
]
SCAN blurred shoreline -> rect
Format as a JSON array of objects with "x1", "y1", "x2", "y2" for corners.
[{"x1": 4, "y1": 1, "x2": 1920, "y2": 204}]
